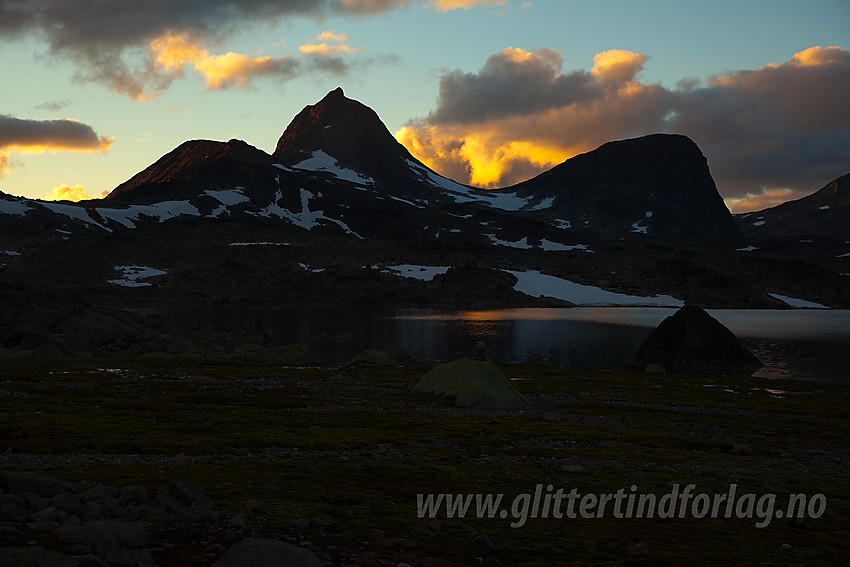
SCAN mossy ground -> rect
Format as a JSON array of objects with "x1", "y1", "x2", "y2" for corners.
[{"x1": 2, "y1": 359, "x2": 849, "y2": 565}]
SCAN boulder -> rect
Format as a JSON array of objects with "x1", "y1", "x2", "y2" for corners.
[
  {"x1": 414, "y1": 358, "x2": 528, "y2": 409},
  {"x1": 634, "y1": 304, "x2": 762, "y2": 375},
  {"x1": 212, "y1": 538, "x2": 323, "y2": 567}
]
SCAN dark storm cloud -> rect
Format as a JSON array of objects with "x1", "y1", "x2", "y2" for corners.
[
  {"x1": 0, "y1": 114, "x2": 112, "y2": 176},
  {"x1": 0, "y1": 0, "x2": 408, "y2": 99},
  {"x1": 0, "y1": 114, "x2": 111, "y2": 150}
]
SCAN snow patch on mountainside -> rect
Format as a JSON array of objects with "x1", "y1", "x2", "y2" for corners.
[
  {"x1": 0, "y1": 199, "x2": 30, "y2": 216},
  {"x1": 257, "y1": 187, "x2": 362, "y2": 238},
  {"x1": 486, "y1": 234, "x2": 533, "y2": 249},
  {"x1": 540, "y1": 240, "x2": 593, "y2": 252},
  {"x1": 404, "y1": 158, "x2": 530, "y2": 211},
  {"x1": 292, "y1": 150, "x2": 374, "y2": 186},
  {"x1": 97, "y1": 201, "x2": 200, "y2": 229},
  {"x1": 506, "y1": 270, "x2": 683, "y2": 307},
  {"x1": 108, "y1": 265, "x2": 167, "y2": 288},
  {"x1": 378, "y1": 264, "x2": 450, "y2": 281},
  {"x1": 768, "y1": 293, "x2": 829, "y2": 309},
  {"x1": 205, "y1": 189, "x2": 250, "y2": 206}
]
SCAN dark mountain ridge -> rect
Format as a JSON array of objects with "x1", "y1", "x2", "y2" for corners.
[
  {"x1": 2, "y1": 88, "x2": 749, "y2": 249},
  {"x1": 736, "y1": 173, "x2": 850, "y2": 240}
]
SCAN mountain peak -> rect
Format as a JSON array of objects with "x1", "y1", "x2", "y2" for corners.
[{"x1": 273, "y1": 88, "x2": 393, "y2": 159}]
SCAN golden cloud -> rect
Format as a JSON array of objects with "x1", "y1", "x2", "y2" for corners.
[
  {"x1": 149, "y1": 31, "x2": 298, "y2": 90},
  {"x1": 429, "y1": 0, "x2": 507, "y2": 11},
  {"x1": 44, "y1": 183, "x2": 106, "y2": 202},
  {"x1": 397, "y1": 47, "x2": 666, "y2": 188},
  {"x1": 299, "y1": 30, "x2": 362, "y2": 56},
  {"x1": 590, "y1": 49, "x2": 649, "y2": 83},
  {"x1": 724, "y1": 188, "x2": 796, "y2": 214}
]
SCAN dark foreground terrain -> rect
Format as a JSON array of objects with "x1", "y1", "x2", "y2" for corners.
[{"x1": 1, "y1": 357, "x2": 849, "y2": 566}]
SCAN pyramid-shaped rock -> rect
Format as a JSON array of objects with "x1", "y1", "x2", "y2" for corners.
[
  {"x1": 414, "y1": 358, "x2": 529, "y2": 409},
  {"x1": 634, "y1": 304, "x2": 762, "y2": 375}
]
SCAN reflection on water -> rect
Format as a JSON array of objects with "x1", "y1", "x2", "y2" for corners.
[{"x1": 152, "y1": 306, "x2": 850, "y2": 383}]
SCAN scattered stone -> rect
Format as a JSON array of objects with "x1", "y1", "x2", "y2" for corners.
[
  {"x1": 472, "y1": 534, "x2": 497, "y2": 551},
  {"x1": 418, "y1": 517, "x2": 441, "y2": 533},
  {"x1": 644, "y1": 362, "x2": 666, "y2": 374},
  {"x1": 172, "y1": 452, "x2": 188, "y2": 465},
  {"x1": 349, "y1": 349, "x2": 398, "y2": 366},
  {"x1": 634, "y1": 304, "x2": 763, "y2": 375},
  {"x1": 0, "y1": 546, "x2": 78, "y2": 567},
  {"x1": 362, "y1": 528, "x2": 386, "y2": 541},
  {"x1": 625, "y1": 541, "x2": 650, "y2": 556},
  {"x1": 327, "y1": 504, "x2": 354, "y2": 519},
  {"x1": 413, "y1": 357, "x2": 529, "y2": 409},
  {"x1": 212, "y1": 538, "x2": 324, "y2": 567},
  {"x1": 731, "y1": 443, "x2": 754, "y2": 456},
  {"x1": 245, "y1": 499, "x2": 265, "y2": 514}
]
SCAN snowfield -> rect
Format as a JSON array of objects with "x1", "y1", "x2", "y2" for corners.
[
  {"x1": 292, "y1": 150, "x2": 375, "y2": 186},
  {"x1": 768, "y1": 293, "x2": 829, "y2": 309},
  {"x1": 505, "y1": 270, "x2": 683, "y2": 307},
  {"x1": 378, "y1": 264, "x2": 451, "y2": 281}
]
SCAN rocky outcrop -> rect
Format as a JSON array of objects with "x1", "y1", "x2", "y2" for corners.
[{"x1": 634, "y1": 304, "x2": 762, "y2": 375}]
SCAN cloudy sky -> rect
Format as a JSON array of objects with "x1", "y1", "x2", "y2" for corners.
[{"x1": 1, "y1": 0, "x2": 848, "y2": 212}]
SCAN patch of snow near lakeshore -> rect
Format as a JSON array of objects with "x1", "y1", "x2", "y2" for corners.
[
  {"x1": 645, "y1": 211, "x2": 653, "y2": 218},
  {"x1": 505, "y1": 270, "x2": 683, "y2": 307},
  {"x1": 753, "y1": 220, "x2": 765, "y2": 226},
  {"x1": 552, "y1": 218, "x2": 572, "y2": 230},
  {"x1": 631, "y1": 221, "x2": 648, "y2": 234},
  {"x1": 540, "y1": 240, "x2": 593, "y2": 252},
  {"x1": 379, "y1": 264, "x2": 450, "y2": 281},
  {"x1": 108, "y1": 265, "x2": 167, "y2": 288},
  {"x1": 205, "y1": 189, "x2": 249, "y2": 206},
  {"x1": 768, "y1": 293, "x2": 829, "y2": 309},
  {"x1": 292, "y1": 150, "x2": 374, "y2": 186},
  {"x1": 736, "y1": 245, "x2": 759, "y2": 252},
  {"x1": 486, "y1": 234, "x2": 533, "y2": 249},
  {"x1": 2, "y1": 250, "x2": 20, "y2": 256},
  {"x1": 819, "y1": 205, "x2": 830, "y2": 210},
  {"x1": 0, "y1": 199, "x2": 30, "y2": 215},
  {"x1": 837, "y1": 252, "x2": 850, "y2": 258},
  {"x1": 229, "y1": 242, "x2": 290, "y2": 246}
]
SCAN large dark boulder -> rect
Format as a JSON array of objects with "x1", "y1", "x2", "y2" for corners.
[{"x1": 634, "y1": 304, "x2": 762, "y2": 375}]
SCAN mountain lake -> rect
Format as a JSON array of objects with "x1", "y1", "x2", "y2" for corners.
[{"x1": 155, "y1": 306, "x2": 850, "y2": 383}]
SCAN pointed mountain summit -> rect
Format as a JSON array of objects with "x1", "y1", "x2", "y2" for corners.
[
  {"x1": 272, "y1": 87, "x2": 471, "y2": 203},
  {"x1": 736, "y1": 173, "x2": 850, "y2": 240}
]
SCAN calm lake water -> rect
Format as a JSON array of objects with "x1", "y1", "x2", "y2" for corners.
[{"x1": 161, "y1": 307, "x2": 850, "y2": 382}]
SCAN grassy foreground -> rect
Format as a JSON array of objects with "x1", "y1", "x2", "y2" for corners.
[{"x1": 1, "y1": 358, "x2": 849, "y2": 566}]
